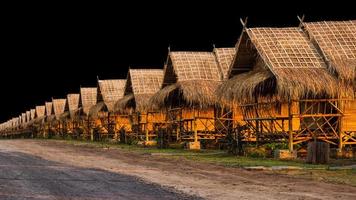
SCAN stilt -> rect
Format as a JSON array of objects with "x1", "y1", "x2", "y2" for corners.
[
  {"x1": 338, "y1": 100, "x2": 344, "y2": 156},
  {"x1": 288, "y1": 101, "x2": 293, "y2": 152}
]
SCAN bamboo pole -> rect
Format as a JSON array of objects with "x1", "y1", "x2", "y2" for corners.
[
  {"x1": 145, "y1": 113, "x2": 149, "y2": 142},
  {"x1": 288, "y1": 101, "x2": 294, "y2": 152},
  {"x1": 193, "y1": 108, "x2": 198, "y2": 143},
  {"x1": 338, "y1": 100, "x2": 344, "y2": 153}
]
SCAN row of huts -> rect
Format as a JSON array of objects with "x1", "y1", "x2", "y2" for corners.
[{"x1": 1, "y1": 19, "x2": 355, "y2": 153}]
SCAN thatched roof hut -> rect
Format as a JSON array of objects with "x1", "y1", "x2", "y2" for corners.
[
  {"x1": 26, "y1": 111, "x2": 31, "y2": 123},
  {"x1": 35, "y1": 105, "x2": 46, "y2": 118},
  {"x1": 21, "y1": 113, "x2": 26, "y2": 124},
  {"x1": 115, "y1": 69, "x2": 163, "y2": 112},
  {"x1": 30, "y1": 109, "x2": 36, "y2": 120},
  {"x1": 45, "y1": 102, "x2": 53, "y2": 116},
  {"x1": 80, "y1": 87, "x2": 97, "y2": 116},
  {"x1": 15, "y1": 117, "x2": 20, "y2": 128},
  {"x1": 98, "y1": 79, "x2": 126, "y2": 112},
  {"x1": 52, "y1": 99, "x2": 66, "y2": 120},
  {"x1": 302, "y1": 20, "x2": 356, "y2": 91},
  {"x1": 150, "y1": 51, "x2": 233, "y2": 109},
  {"x1": 218, "y1": 27, "x2": 339, "y2": 104},
  {"x1": 67, "y1": 93, "x2": 80, "y2": 119}
]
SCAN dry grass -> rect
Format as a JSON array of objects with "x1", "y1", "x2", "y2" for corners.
[{"x1": 150, "y1": 80, "x2": 221, "y2": 109}]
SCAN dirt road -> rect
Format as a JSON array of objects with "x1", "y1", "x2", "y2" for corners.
[
  {"x1": 0, "y1": 139, "x2": 355, "y2": 200},
  {"x1": 0, "y1": 140, "x2": 198, "y2": 200}
]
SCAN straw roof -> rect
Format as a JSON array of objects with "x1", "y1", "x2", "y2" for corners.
[
  {"x1": 52, "y1": 99, "x2": 66, "y2": 119},
  {"x1": 303, "y1": 20, "x2": 356, "y2": 88},
  {"x1": 98, "y1": 79, "x2": 126, "y2": 112},
  {"x1": 59, "y1": 111, "x2": 70, "y2": 121},
  {"x1": 15, "y1": 117, "x2": 20, "y2": 127},
  {"x1": 67, "y1": 93, "x2": 80, "y2": 119},
  {"x1": 30, "y1": 109, "x2": 36, "y2": 120},
  {"x1": 150, "y1": 51, "x2": 224, "y2": 109},
  {"x1": 45, "y1": 102, "x2": 53, "y2": 116},
  {"x1": 26, "y1": 111, "x2": 30, "y2": 122},
  {"x1": 36, "y1": 105, "x2": 46, "y2": 118},
  {"x1": 218, "y1": 27, "x2": 339, "y2": 104},
  {"x1": 21, "y1": 113, "x2": 26, "y2": 124},
  {"x1": 115, "y1": 69, "x2": 163, "y2": 112},
  {"x1": 80, "y1": 87, "x2": 97, "y2": 116},
  {"x1": 214, "y1": 48, "x2": 236, "y2": 79},
  {"x1": 89, "y1": 101, "x2": 106, "y2": 118}
]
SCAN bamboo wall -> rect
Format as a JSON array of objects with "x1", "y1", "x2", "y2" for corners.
[
  {"x1": 144, "y1": 112, "x2": 165, "y2": 131},
  {"x1": 182, "y1": 108, "x2": 215, "y2": 131},
  {"x1": 233, "y1": 106, "x2": 245, "y2": 125},
  {"x1": 343, "y1": 99, "x2": 356, "y2": 131},
  {"x1": 115, "y1": 115, "x2": 132, "y2": 132}
]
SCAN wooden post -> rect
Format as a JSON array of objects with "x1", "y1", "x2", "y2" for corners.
[
  {"x1": 88, "y1": 118, "x2": 93, "y2": 141},
  {"x1": 338, "y1": 100, "x2": 344, "y2": 154},
  {"x1": 108, "y1": 112, "x2": 110, "y2": 139},
  {"x1": 176, "y1": 121, "x2": 180, "y2": 142},
  {"x1": 288, "y1": 101, "x2": 294, "y2": 152},
  {"x1": 193, "y1": 108, "x2": 198, "y2": 143},
  {"x1": 193, "y1": 118, "x2": 198, "y2": 143},
  {"x1": 145, "y1": 113, "x2": 149, "y2": 142},
  {"x1": 255, "y1": 119, "x2": 259, "y2": 147}
]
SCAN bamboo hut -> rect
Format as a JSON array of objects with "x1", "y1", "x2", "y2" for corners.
[
  {"x1": 91, "y1": 79, "x2": 127, "y2": 140},
  {"x1": 35, "y1": 105, "x2": 46, "y2": 137},
  {"x1": 150, "y1": 51, "x2": 235, "y2": 149},
  {"x1": 52, "y1": 98, "x2": 67, "y2": 137},
  {"x1": 44, "y1": 102, "x2": 54, "y2": 137},
  {"x1": 115, "y1": 69, "x2": 164, "y2": 145},
  {"x1": 26, "y1": 111, "x2": 31, "y2": 125},
  {"x1": 79, "y1": 87, "x2": 97, "y2": 140},
  {"x1": 65, "y1": 93, "x2": 80, "y2": 137},
  {"x1": 30, "y1": 109, "x2": 36, "y2": 121},
  {"x1": 217, "y1": 24, "x2": 342, "y2": 152},
  {"x1": 301, "y1": 20, "x2": 356, "y2": 150}
]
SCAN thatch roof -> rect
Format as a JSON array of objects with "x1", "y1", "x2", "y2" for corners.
[
  {"x1": 59, "y1": 111, "x2": 70, "y2": 121},
  {"x1": 89, "y1": 101, "x2": 106, "y2": 118},
  {"x1": 15, "y1": 117, "x2": 20, "y2": 127},
  {"x1": 214, "y1": 48, "x2": 236, "y2": 79},
  {"x1": 114, "y1": 69, "x2": 163, "y2": 112},
  {"x1": 67, "y1": 93, "x2": 80, "y2": 119},
  {"x1": 150, "y1": 51, "x2": 225, "y2": 109},
  {"x1": 303, "y1": 20, "x2": 356, "y2": 89},
  {"x1": 218, "y1": 27, "x2": 339, "y2": 104},
  {"x1": 98, "y1": 79, "x2": 126, "y2": 112},
  {"x1": 80, "y1": 87, "x2": 97, "y2": 116},
  {"x1": 52, "y1": 99, "x2": 66, "y2": 120},
  {"x1": 45, "y1": 102, "x2": 53, "y2": 116},
  {"x1": 21, "y1": 113, "x2": 26, "y2": 124},
  {"x1": 26, "y1": 111, "x2": 31, "y2": 122},
  {"x1": 30, "y1": 109, "x2": 36, "y2": 120},
  {"x1": 18, "y1": 115, "x2": 21, "y2": 125},
  {"x1": 36, "y1": 105, "x2": 46, "y2": 118}
]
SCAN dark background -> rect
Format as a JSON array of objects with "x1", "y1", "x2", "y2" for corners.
[{"x1": 1, "y1": 1, "x2": 355, "y2": 122}]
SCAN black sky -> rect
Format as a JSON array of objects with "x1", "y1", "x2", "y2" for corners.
[{"x1": 1, "y1": 1, "x2": 355, "y2": 122}]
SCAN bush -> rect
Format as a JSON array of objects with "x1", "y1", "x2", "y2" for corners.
[{"x1": 244, "y1": 146, "x2": 268, "y2": 158}]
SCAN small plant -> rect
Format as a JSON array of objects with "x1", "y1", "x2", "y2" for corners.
[{"x1": 264, "y1": 143, "x2": 288, "y2": 151}]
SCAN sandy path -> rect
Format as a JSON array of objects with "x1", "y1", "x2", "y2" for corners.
[{"x1": 1, "y1": 139, "x2": 355, "y2": 200}]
